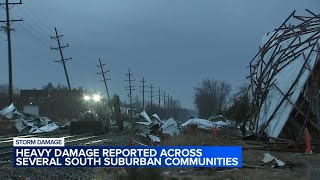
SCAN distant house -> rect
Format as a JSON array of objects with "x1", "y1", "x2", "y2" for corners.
[{"x1": 18, "y1": 89, "x2": 85, "y2": 120}]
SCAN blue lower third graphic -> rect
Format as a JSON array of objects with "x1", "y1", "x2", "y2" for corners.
[{"x1": 13, "y1": 146, "x2": 242, "y2": 168}]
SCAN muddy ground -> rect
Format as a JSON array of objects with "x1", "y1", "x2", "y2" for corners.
[{"x1": 0, "y1": 128, "x2": 319, "y2": 180}]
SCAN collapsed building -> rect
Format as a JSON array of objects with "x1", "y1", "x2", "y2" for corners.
[
  {"x1": 131, "y1": 111, "x2": 181, "y2": 144},
  {"x1": 131, "y1": 109, "x2": 236, "y2": 145},
  {"x1": 248, "y1": 10, "x2": 320, "y2": 141},
  {"x1": 0, "y1": 104, "x2": 59, "y2": 134}
]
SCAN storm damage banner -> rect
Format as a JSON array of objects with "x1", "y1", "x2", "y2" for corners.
[{"x1": 13, "y1": 138, "x2": 242, "y2": 168}]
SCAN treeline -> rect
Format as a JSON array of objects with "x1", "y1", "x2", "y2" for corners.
[
  {"x1": 1, "y1": 82, "x2": 194, "y2": 121},
  {"x1": 0, "y1": 84, "x2": 20, "y2": 97},
  {"x1": 194, "y1": 79, "x2": 250, "y2": 122},
  {"x1": 42, "y1": 82, "x2": 84, "y2": 91},
  {"x1": 43, "y1": 83, "x2": 194, "y2": 120},
  {"x1": 122, "y1": 96, "x2": 195, "y2": 121}
]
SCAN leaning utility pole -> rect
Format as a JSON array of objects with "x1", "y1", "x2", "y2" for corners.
[
  {"x1": 149, "y1": 84, "x2": 155, "y2": 109},
  {"x1": 97, "y1": 58, "x2": 111, "y2": 99},
  {"x1": 157, "y1": 87, "x2": 161, "y2": 108},
  {"x1": 139, "y1": 77, "x2": 147, "y2": 110},
  {"x1": 51, "y1": 27, "x2": 72, "y2": 91},
  {"x1": 125, "y1": 69, "x2": 135, "y2": 117},
  {"x1": 0, "y1": 0, "x2": 23, "y2": 104}
]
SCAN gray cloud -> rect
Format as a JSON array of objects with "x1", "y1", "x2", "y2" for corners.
[{"x1": 0, "y1": 0, "x2": 319, "y2": 109}]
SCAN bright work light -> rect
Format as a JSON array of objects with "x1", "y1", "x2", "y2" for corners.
[
  {"x1": 92, "y1": 94, "x2": 101, "y2": 102},
  {"x1": 83, "y1": 95, "x2": 91, "y2": 101}
]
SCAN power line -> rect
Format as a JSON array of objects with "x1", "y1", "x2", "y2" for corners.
[
  {"x1": 167, "y1": 93, "x2": 170, "y2": 110},
  {"x1": 51, "y1": 27, "x2": 72, "y2": 91},
  {"x1": 139, "y1": 77, "x2": 148, "y2": 110},
  {"x1": 9, "y1": 11, "x2": 56, "y2": 63},
  {"x1": 9, "y1": 9, "x2": 56, "y2": 63},
  {"x1": 157, "y1": 87, "x2": 161, "y2": 108},
  {"x1": 21, "y1": 4, "x2": 54, "y2": 34},
  {"x1": 162, "y1": 91, "x2": 167, "y2": 110},
  {"x1": 14, "y1": 7, "x2": 52, "y2": 37},
  {"x1": 125, "y1": 69, "x2": 135, "y2": 117},
  {"x1": 0, "y1": 0, "x2": 23, "y2": 104},
  {"x1": 97, "y1": 58, "x2": 111, "y2": 99},
  {"x1": 149, "y1": 84, "x2": 155, "y2": 109},
  {"x1": 19, "y1": 23, "x2": 52, "y2": 47},
  {"x1": 9, "y1": 9, "x2": 54, "y2": 47}
]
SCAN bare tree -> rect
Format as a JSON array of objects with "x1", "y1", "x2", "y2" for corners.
[
  {"x1": 224, "y1": 83, "x2": 250, "y2": 122},
  {"x1": 0, "y1": 84, "x2": 9, "y2": 97},
  {"x1": 133, "y1": 95, "x2": 143, "y2": 113},
  {"x1": 42, "y1": 82, "x2": 75, "y2": 90},
  {"x1": 0, "y1": 84, "x2": 19, "y2": 97},
  {"x1": 194, "y1": 79, "x2": 231, "y2": 118},
  {"x1": 42, "y1": 82, "x2": 55, "y2": 90}
]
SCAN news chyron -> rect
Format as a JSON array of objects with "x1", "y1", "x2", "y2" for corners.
[{"x1": 13, "y1": 138, "x2": 242, "y2": 168}]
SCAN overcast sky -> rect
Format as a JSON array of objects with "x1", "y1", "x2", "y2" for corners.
[{"x1": 0, "y1": 0, "x2": 319, "y2": 109}]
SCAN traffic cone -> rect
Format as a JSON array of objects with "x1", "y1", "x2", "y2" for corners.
[{"x1": 305, "y1": 129, "x2": 313, "y2": 154}]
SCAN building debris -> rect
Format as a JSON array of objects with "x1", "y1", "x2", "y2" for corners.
[
  {"x1": 0, "y1": 103, "x2": 23, "y2": 119},
  {"x1": 208, "y1": 115, "x2": 236, "y2": 127},
  {"x1": 135, "y1": 121, "x2": 153, "y2": 128},
  {"x1": 31, "y1": 122, "x2": 60, "y2": 134},
  {"x1": 181, "y1": 118, "x2": 216, "y2": 131},
  {"x1": 131, "y1": 111, "x2": 181, "y2": 144},
  {"x1": 131, "y1": 111, "x2": 161, "y2": 143},
  {"x1": 151, "y1": 114, "x2": 162, "y2": 124},
  {"x1": 215, "y1": 120, "x2": 235, "y2": 127},
  {"x1": 132, "y1": 123, "x2": 153, "y2": 135},
  {"x1": 0, "y1": 103, "x2": 16, "y2": 117},
  {"x1": 248, "y1": 10, "x2": 320, "y2": 141},
  {"x1": 180, "y1": 117, "x2": 235, "y2": 131},
  {"x1": 160, "y1": 118, "x2": 179, "y2": 137},
  {"x1": 262, "y1": 153, "x2": 286, "y2": 168},
  {"x1": 0, "y1": 104, "x2": 59, "y2": 134},
  {"x1": 139, "y1": 111, "x2": 152, "y2": 124},
  {"x1": 208, "y1": 115, "x2": 226, "y2": 121},
  {"x1": 148, "y1": 134, "x2": 161, "y2": 143}
]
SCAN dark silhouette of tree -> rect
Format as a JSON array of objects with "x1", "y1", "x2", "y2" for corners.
[
  {"x1": 0, "y1": 84, "x2": 9, "y2": 97},
  {"x1": 224, "y1": 84, "x2": 250, "y2": 122},
  {"x1": 194, "y1": 79, "x2": 231, "y2": 118},
  {"x1": 41, "y1": 83, "x2": 69, "y2": 90},
  {"x1": 133, "y1": 95, "x2": 143, "y2": 113},
  {"x1": 42, "y1": 82, "x2": 55, "y2": 90},
  {"x1": 56, "y1": 83, "x2": 69, "y2": 90},
  {"x1": 0, "y1": 84, "x2": 20, "y2": 97}
]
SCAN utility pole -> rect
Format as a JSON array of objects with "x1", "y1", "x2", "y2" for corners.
[
  {"x1": 0, "y1": 0, "x2": 23, "y2": 104},
  {"x1": 149, "y1": 84, "x2": 154, "y2": 109},
  {"x1": 139, "y1": 77, "x2": 147, "y2": 110},
  {"x1": 167, "y1": 93, "x2": 170, "y2": 110},
  {"x1": 163, "y1": 91, "x2": 166, "y2": 110},
  {"x1": 162, "y1": 91, "x2": 167, "y2": 118},
  {"x1": 157, "y1": 87, "x2": 161, "y2": 108},
  {"x1": 125, "y1": 69, "x2": 135, "y2": 117},
  {"x1": 97, "y1": 58, "x2": 111, "y2": 99},
  {"x1": 51, "y1": 27, "x2": 72, "y2": 91}
]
